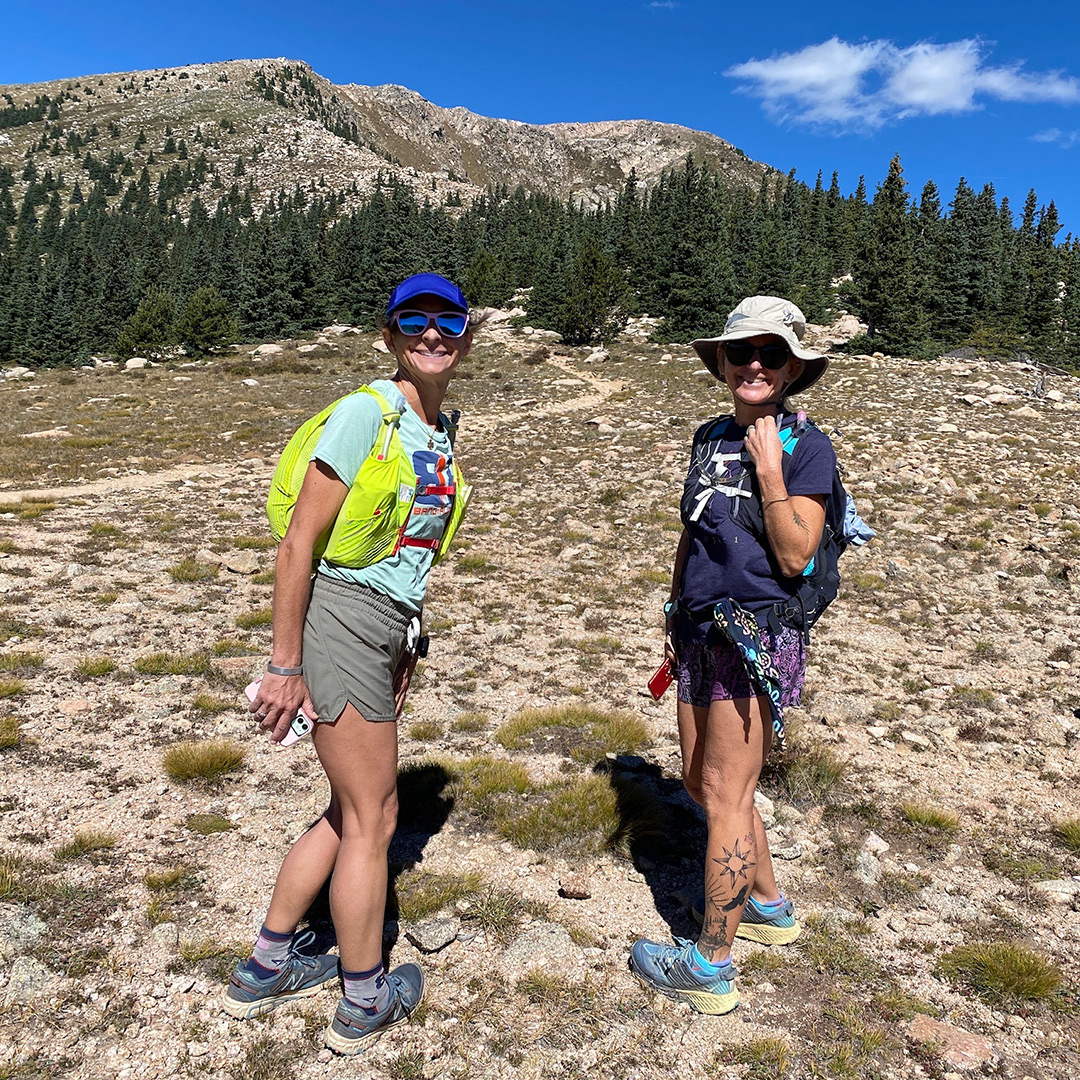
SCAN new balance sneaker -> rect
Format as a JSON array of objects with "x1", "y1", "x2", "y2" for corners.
[
  {"x1": 221, "y1": 931, "x2": 339, "y2": 1019},
  {"x1": 691, "y1": 893, "x2": 802, "y2": 946},
  {"x1": 629, "y1": 937, "x2": 739, "y2": 1015},
  {"x1": 324, "y1": 963, "x2": 425, "y2": 1056}
]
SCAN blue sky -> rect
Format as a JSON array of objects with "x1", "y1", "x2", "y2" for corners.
[{"x1": 4, "y1": 0, "x2": 1080, "y2": 233}]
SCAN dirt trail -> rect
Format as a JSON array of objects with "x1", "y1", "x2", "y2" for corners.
[{"x1": 0, "y1": 463, "x2": 243, "y2": 503}]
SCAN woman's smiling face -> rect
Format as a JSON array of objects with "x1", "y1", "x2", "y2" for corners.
[
  {"x1": 384, "y1": 295, "x2": 472, "y2": 382},
  {"x1": 721, "y1": 334, "x2": 803, "y2": 409}
]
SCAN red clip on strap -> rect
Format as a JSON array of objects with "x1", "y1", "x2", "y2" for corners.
[
  {"x1": 400, "y1": 537, "x2": 440, "y2": 550},
  {"x1": 418, "y1": 484, "x2": 456, "y2": 497}
]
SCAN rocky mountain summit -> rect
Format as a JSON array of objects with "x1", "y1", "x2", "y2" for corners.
[
  {"x1": 0, "y1": 317, "x2": 1078, "y2": 1078},
  {"x1": 0, "y1": 57, "x2": 770, "y2": 214}
]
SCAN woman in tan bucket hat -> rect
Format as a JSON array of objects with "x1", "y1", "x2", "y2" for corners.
[{"x1": 630, "y1": 296, "x2": 835, "y2": 1015}]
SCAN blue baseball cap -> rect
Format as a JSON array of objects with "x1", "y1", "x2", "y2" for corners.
[{"x1": 386, "y1": 273, "x2": 469, "y2": 317}]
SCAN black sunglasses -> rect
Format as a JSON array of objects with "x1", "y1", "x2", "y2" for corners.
[{"x1": 723, "y1": 342, "x2": 792, "y2": 369}]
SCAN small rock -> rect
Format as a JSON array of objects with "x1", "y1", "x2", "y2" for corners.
[
  {"x1": 0, "y1": 904, "x2": 48, "y2": 962},
  {"x1": 1009, "y1": 405, "x2": 1042, "y2": 420},
  {"x1": 1032, "y1": 879, "x2": 1080, "y2": 905},
  {"x1": 862, "y1": 832, "x2": 891, "y2": 856},
  {"x1": 242, "y1": 378, "x2": 260, "y2": 387},
  {"x1": 772, "y1": 844, "x2": 803, "y2": 860},
  {"x1": 901, "y1": 731, "x2": 930, "y2": 750},
  {"x1": 906, "y1": 1015, "x2": 995, "y2": 1071},
  {"x1": 152, "y1": 922, "x2": 179, "y2": 949},
  {"x1": 559, "y1": 874, "x2": 592, "y2": 900},
  {"x1": 252, "y1": 343, "x2": 282, "y2": 357},
  {"x1": 59, "y1": 698, "x2": 93, "y2": 717},
  {"x1": 224, "y1": 550, "x2": 260, "y2": 575},
  {"x1": 499, "y1": 923, "x2": 577, "y2": 978},
  {"x1": 3, "y1": 956, "x2": 58, "y2": 1003},
  {"x1": 124, "y1": 357, "x2": 150, "y2": 370},
  {"x1": 405, "y1": 917, "x2": 461, "y2": 953},
  {"x1": 856, "y1": 850, "x2": 882, "y2": 886}
]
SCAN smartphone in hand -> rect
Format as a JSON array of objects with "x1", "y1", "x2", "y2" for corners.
[
  {"x1": 244, "y1": 678, "x2": 314, "y2": 746},
  {"x1": 647, "y1": 659, "x2": 674, "y2": 702}
]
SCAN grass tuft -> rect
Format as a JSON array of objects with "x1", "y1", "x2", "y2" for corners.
[
  {"x1": 233, "y1": 534, "x2": 276, "y2": 550},
  {"x1": 1052, "y1": 818, "x2": 1080, "y2": 853},
  {"x1": 0, "y1": 714, "x2": 18, "y2": 750},
  {"x1": 211, "y1": 637, "x2": 259, "y2": 657},
  {"x1": 134, "y1": 651, "x2": 211, "y2": 676},
  {"x1": 936, "y1": 942, "x2": 1064, "y2": 1007},
  {"x1": 236, "y1": 607, "x2": 273, "y2": 630},
  {"x1": 167, "y1": 558, "x2": 219, "y2": 582},
  {"x1": 0, "y1": 652, "x2": 44, "y2": 676},
  {"x1": 54, "y1": 828, "x2": 117, "y2": 861},
  {"x1": 192, "y1": 693, "x2": 234, "y2": 716},
  {"x1": 75, "y1": 656, "x2": 117, "y2": 678},
  {"x1": 395, "y1": 868, "x2": 483, "y2": 921},
  {"x1": 184, "y1": 812, "x2": 237, "y2": 835},
  {"x1": 451, "y1": 710, "x2": 487, "y2": 733},
  {"x1": 897, "y1": 801, "x2": 960, "y2": 833},
  {"x1": 714, "y1": 1037, "x2": 791, "y2": 1079},
  {"x1": 0, "y1": 678, "x2": 26, "y2": 698},
  {"x1": 450, "y1": 755, "x2": 532, "y2": 817},
  {"x1": 495, "y1": 703, "x2": 649, "y2": 762},
  {"x1": 163, "y1": 738, "x2": 247, "y2": 783},
  {"x1": 764, "y1": 733, "x2": 848, "y2": 805},
  {"x1": 144, "y1": 864, "x2": 198, "y2": 892},
  {"x1": 496, "y1": 773, "x2": 671, "y2": 856}
]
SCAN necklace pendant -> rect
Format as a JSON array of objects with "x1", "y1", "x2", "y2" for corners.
[{"x1": 427, "y1": 437, "x2": 434, "y2": 450}]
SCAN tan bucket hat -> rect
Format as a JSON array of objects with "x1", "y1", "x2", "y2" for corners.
[{"x1": 691, "y1": 295, "x2": 829, "y2": 396}]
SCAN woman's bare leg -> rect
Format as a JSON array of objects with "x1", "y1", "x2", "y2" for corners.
[
  {"x1": 678, "y1": 694, "x2": 775, "y2": 964},
  {"x1": 261, "y1": 704, "x2": 399, "y2": 972}
]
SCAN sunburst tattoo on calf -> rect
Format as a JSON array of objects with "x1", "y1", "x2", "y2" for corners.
[{"x1": 711, "y1": 837, "x2": 757, "y2": 890}]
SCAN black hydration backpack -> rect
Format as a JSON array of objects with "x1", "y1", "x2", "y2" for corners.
[{"x1": 715, "y1": 412, "x2": 873, "y2": 642}]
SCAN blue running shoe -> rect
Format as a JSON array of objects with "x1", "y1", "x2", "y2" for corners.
[
  {"x1": 691, "y1": 893, "x2": 802, "y2": 946},
  {"x1": 324, "y1": 963, "x2": 425, "y2": 1056},
  {"x1": 630, "y1": 937, "x2": 739, "y2": 1015},
  {"x1": 221, "y1": 931, "x2": 339, "y2": 1019},
  {"x1": 736, "y1": 894, "x2": 801, "y2": 945}
]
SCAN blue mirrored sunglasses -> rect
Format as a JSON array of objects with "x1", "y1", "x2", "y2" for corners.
[{"x1": 392, "y1": 310, "x2": 469, "y2": 338}]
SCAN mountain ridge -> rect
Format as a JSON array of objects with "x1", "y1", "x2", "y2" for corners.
[{"x1": 0, "y1": 57, "x2": 773, "y2": 211}]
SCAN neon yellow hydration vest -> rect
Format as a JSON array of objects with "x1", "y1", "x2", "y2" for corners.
[{"x1": 266, "y1": 386, "x2": 470, "y2": 569}]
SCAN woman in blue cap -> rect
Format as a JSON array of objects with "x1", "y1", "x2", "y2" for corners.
[{"x1": 223, "y1": 273, "x2": 480, "y2": 1054}]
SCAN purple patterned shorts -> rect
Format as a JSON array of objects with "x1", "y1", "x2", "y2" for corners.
[{"x1": 676, "y1": 625, "x2": 806, "y2": 709}]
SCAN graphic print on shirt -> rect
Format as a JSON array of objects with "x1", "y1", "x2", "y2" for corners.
[{"x1": 411, "y1": 449, "x2": 453, "y2": 518}]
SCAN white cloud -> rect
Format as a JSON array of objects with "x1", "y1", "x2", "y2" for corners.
[
  {"x1": 1031, "y1": 128, "x2": 1080, "y2": 148},
  {"x1": 725, "y1": 37, "x2": 1080, "y2": 131},
  {"x1": 647, "y1": 1, "x2": 678, "y2": 9}
]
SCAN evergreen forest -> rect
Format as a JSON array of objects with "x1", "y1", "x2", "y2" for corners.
[{"x1": 1, "y1": 150, "x2": 1077, "y2": 371}]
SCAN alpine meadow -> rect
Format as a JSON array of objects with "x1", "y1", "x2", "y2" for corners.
[{"x1": 0, "y1": 55, "x2": 1078, "y2": 1080}]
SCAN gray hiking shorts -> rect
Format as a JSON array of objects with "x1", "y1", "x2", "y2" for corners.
[{"x1": 302, "y1": 575, "x2": 414, "y2": 724}]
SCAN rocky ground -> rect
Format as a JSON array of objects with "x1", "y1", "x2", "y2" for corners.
[{"x1": 0, "y1": 319, "x2": 1078, "y2": 1079}]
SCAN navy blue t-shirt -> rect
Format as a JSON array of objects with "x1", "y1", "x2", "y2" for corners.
[{"x1": 677, "y1": 414, "x2": 837, "y2": 643}]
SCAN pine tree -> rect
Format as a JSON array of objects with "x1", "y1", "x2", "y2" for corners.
[
  {"x1": 853, "y1": 156, "x2": 915, "y2": 345},
  {"x1": 175, "y1": 286, "x2": 237, "y2": 356},
  {"x1": 115, "y1": 288, "x2": 176, "y2": 358},
  {"x1": 552, "y1": 236, "x2": 629, "y2": 345}
]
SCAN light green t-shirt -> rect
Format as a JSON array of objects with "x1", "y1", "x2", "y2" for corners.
[{"x1": 310, "y1": 379, "x2": 455, "y2": 612}]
